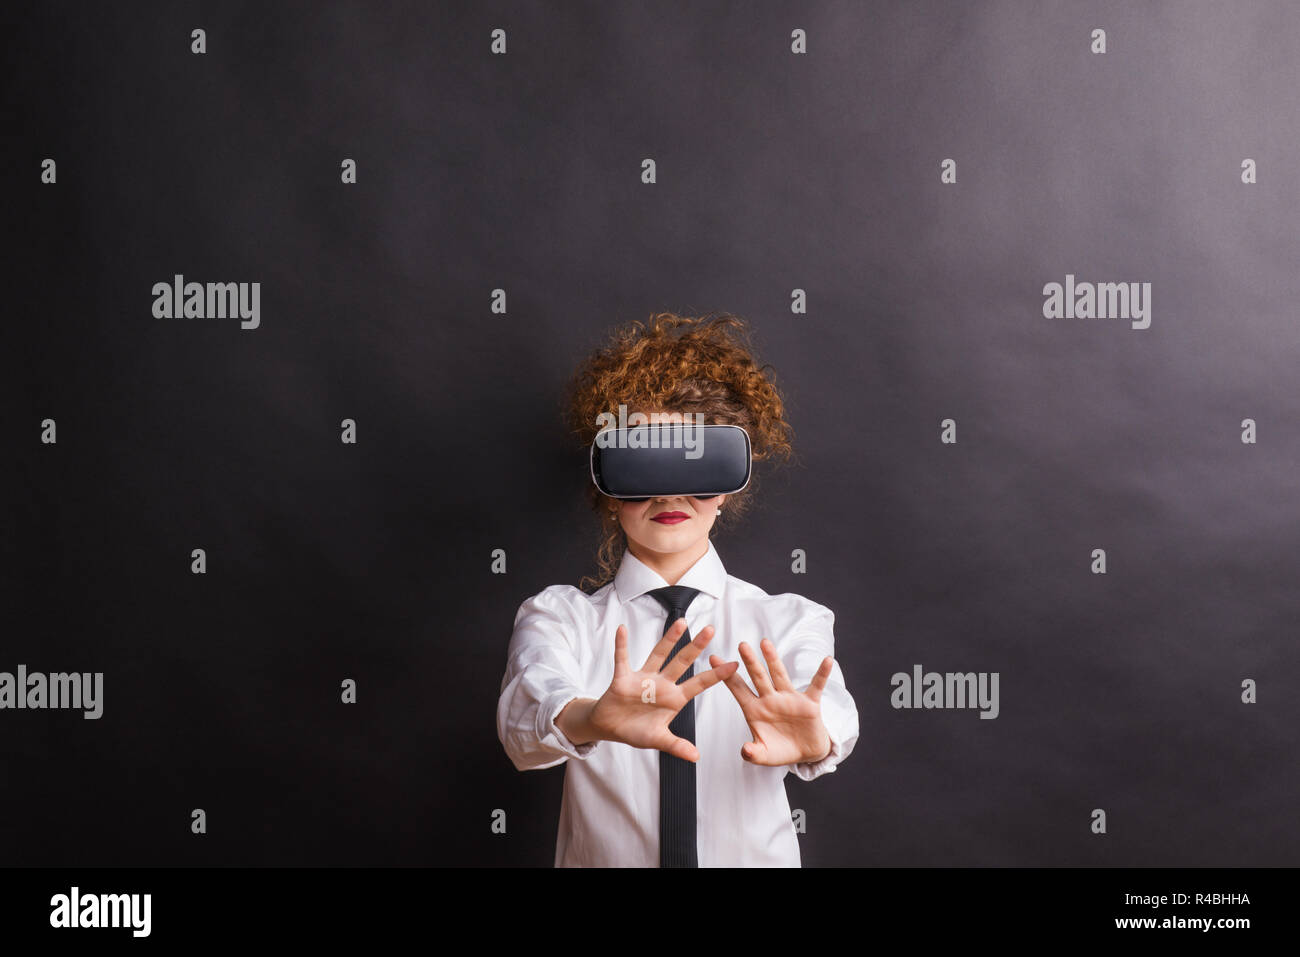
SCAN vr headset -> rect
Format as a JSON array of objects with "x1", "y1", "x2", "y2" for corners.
[{"x1": 589, "y1": 423, "x2": 752, "y2": 501}]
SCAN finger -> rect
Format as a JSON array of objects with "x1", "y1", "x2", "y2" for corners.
[
  {"x1": 738, "y1": 641, "x2": 774, "y2": 696},
  {"x1": 679, "y1": 658, "x2": 739, "y2": 699},
  {"x1": 612, "y1": 624, "x2": 629, "y2": 679},
  {"x1": 709, "y1": 653, "x2": 758, "y2": 706},
  {"x1": 662, "y1": 734, "x2": 699, "y2": 763},
  {"x1": 805, "y1": 656, "x2": 833, "y2": 703},
  {"x1": 741, "y1": 740, "x2": 769, "y2": 764},
  {"x1": 759, "y1": 638, "x2": 795, "y2": 692},
  {"x1": 661, "y1": 624, "x2": 715, "y2": 683},
  {"x1": 641, "y1": 618, "x2": 688, "y2": 672}
]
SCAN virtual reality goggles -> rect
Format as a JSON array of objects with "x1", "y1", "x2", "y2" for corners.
[{"x1": 589, "y1": 423, "x2": 752, "y2": 501}]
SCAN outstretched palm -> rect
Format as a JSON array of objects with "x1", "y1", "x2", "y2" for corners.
[
  {"x1": 710, "y1": 639, "x2": 833, "y2": 766},
  {"x1": 588, "y1": 620, "x2": 739, "y2": 763}
]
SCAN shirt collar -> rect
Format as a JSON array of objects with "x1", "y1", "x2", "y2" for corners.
[{"x1": 614, "y1": 539, "x2": 727, "y2": 604}]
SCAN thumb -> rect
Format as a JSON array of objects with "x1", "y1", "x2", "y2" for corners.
[
  {"x1": 664, "y1": 735, "x2": 699, "y2": 763},
  {"x1": 741, "y1": 740, "x2": 767, "y2": 764}
]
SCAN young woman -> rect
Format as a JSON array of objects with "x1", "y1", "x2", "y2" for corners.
[{"x1": 496, "y1": 312, "x2": 859, "y2": 867}]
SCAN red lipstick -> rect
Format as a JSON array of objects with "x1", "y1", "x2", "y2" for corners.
[{"x1": 651, "y1": 511, "x2": 689, "y2": 524}]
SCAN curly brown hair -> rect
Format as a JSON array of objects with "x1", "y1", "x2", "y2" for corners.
[{"x1": 561, "y1": 311, "x2": 795, "y2": 592}]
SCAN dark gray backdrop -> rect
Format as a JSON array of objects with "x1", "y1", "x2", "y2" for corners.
[{"x1": 7, "y1": 1, "x2": 1298, "y2": 866}]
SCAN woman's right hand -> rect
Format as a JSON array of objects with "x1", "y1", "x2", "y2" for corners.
[{"x1": 564, "y1": 622, "x2": 738, "y2": 762}]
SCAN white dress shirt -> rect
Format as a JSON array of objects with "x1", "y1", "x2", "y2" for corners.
[{"x1": 497, "y1": 540, "x2": 859, "y2": 867}]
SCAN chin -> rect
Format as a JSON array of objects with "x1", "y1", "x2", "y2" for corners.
[
  {"x1": 642, "y1": 529, "x2": 681, "y2": 544},
  {"x1": 640, "y1": 530, "x2": 698, "y2": 550}
]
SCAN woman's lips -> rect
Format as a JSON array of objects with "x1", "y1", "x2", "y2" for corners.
[{"x1": 651, "y1": 512, "x2": 689, "y2": 524}]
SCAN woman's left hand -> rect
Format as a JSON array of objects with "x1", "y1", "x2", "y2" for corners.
[{"x1": 709, "y1": 639, "x2": 833, "y2": 766}]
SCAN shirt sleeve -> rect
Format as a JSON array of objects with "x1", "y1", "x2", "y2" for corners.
[
  {"x1": 497, "y1": 586, "x2": 601, "y2": 771},
  {"x1": 777, "y1": 600, "x2": 859, "y2": 782}
]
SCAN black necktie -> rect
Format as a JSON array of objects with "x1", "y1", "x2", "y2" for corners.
[{"x1": 647, "y1": 585, "x2": 702, "y2": 868}]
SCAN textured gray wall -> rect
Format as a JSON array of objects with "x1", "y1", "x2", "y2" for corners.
[{"x1": 8, "y1": 1, "x2": 1298, "y2": 865}]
